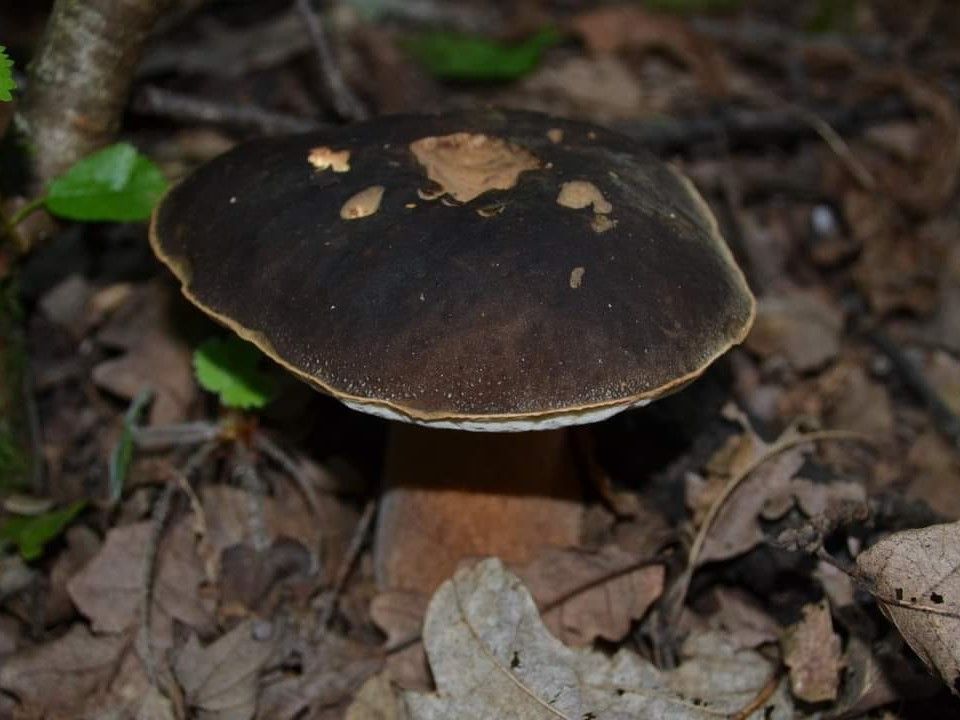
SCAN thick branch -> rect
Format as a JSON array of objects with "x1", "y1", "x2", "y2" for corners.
[{"x1": 19, "y1": 0, "x2": 174, "y2": 183}]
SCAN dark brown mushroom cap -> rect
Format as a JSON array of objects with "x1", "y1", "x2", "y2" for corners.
[{"x1": 151, "y1": 109, "x2": 754, "y2": 429}]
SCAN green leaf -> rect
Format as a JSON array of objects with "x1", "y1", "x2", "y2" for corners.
[
  {"x1": 0, "y1": 46, "x2": 15, "y2": 102},
  {"x1": 402, "y1": 27, "x2": 563, "y2": 81},
  {"x1": 108, "y1": 389, "x2": 153, "y2": 506},
  {"x1": 193, "y1": 337, "x2": 275, "y2": 410},
  {"x1": 45, "y1": 143, "x2": 169, "y2": 222},
  {"x1": 0, "y1": 501, "x2": 86, "y2": 561}
]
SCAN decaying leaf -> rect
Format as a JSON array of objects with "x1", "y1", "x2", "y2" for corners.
[
  {"x1": 856, "y1": 520, "x2": 960, "y2": 696},
  {"x1": 346, "y1": 671, "x2": 409, "y2": 720},
  {"x1": 67, "y1": 518, "x2": 213, "y2": 647},
  {"x1": 569, "y1": 5, "x2": 730, "y2": 95},
  {"x1": 744, "y1": 289, "x2": 843, "y2": 373},
  {"x1": 516, "y1": 545, "x2": 664, "y2": 646},
  {"x1": 370, "y1": 590, "x2": 431, "y2": 690},
  {"x1": 256, "y1": 634, "x2": 382, "y2": 720},
  {"x1": 782, "y1": 601, "x2": 842, "y2": 703},
  {"x1": 0, "y1": 625, "x2": 126, "y2": 717},
  {"x1": 174, "y1": 619, "x2": 278, "y2": 720},
  {"x1": 405, "y1": 558, "x2": 791, "y2": 719},
  {"x1": 687, "y1": 413, "x2": 866, "y2": 566}
]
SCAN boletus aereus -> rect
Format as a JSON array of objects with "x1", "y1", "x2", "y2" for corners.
[{"x1": 150, "y1": 109, "x2": 755, "y2": 593}]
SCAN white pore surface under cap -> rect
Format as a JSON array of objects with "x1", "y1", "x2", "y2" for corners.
[{"x1": 340, "y1": 396, "x2": 654, "y2": 431}]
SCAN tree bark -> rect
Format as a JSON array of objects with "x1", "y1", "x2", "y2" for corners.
[{"x1": 18, "y1": 0, "x2": 175, "y2": 183}]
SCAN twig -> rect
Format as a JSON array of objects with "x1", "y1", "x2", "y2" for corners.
[
  {"x1": 728, "y1": 668, "x2": 782, "y2": 720},
  {"x1": 22, "y1": 365, "x2": 45, "y2": 494},
  {"x1": 665, "y1": 429, "x2": 871, "y2": 624},
  {"x1": 317, "y1": 499, "x2": 377, "y2": 632},
  {"x1": 295, "y1": 0, "x2": 369, "y2": 122},
  {"x1": 254, "y1": 432, "x2": 325, "y2": 523},
  {"x1": 133, "y1": 86, "x2": 321, "y2": 135},
  {"x1": 139, "y1": 440, "x2": 217, "y2": 685},
  {"x1": 865, "y1": 326, "x2": 960, "y2": 449},
  {"x1": 613, "y1": 96, "x2": 912, "y2": 154},
  {"x1": 132, "y1": 420, "x2": 220, "y2": 450},
  {"x1": 140, "y1": 482, "x2": 176, "y2": 686},
  {"x1": 788, "y1": 102, "x2": 877, "y2": 190},
  {"x1": 539, "y1": 556, "x2": 664, "y2": 616},
  {"x1": 233, "y1": 442, "x2": 270, "y2": 552}
]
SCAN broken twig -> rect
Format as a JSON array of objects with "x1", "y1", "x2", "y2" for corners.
[{"x1": 295, "y1": 0, "x2": 368, "y2": 122}]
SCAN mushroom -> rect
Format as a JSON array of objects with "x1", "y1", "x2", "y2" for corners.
[{"x1": 150, "y1": 109, "x2": 755, "y2": 593}]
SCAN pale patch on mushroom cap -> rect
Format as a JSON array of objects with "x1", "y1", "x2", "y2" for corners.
[
  {"x1": 557, "y1": 180, "x2": 613, "y2": 214},
  {"x1": 410, "y1": 133, "x2": 541, "y2": 203},
  {"x1": 569, "y1": 267, "x2": 585, "y2": 288},
  {"x1": 547, "y1": 128, "x2": 564, "y2": 144},
  {"x1": 308, "y1": 146, "x2": 351, "y2": 172},
  {"x1": 341, "y1": 185, "x2": 385, "y2": 220}
]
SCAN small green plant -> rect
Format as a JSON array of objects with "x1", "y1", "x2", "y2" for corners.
[
  {"x1": 193, "y1": 336, "x2": 276, "y2": 410},
  {"x1": 0, "y1": 46, "x2": 15, "y2": 102},
  {"x1": 7, "y1": 143, "x2": 169, "y2": 228},
  {"x1": 402, "y1": 27, "x2": 563, "y2": 81},
  {"x1": 0, "y1": 501, "x2": 86, "y2": 561}
]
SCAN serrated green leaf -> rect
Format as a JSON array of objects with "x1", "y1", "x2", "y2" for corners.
[
  {"x1": 193, "y1": 337, "x2": 275, "y2": 410},
  {"x1": 402, "y1": 27, "x2": 563, "y2": 81},
  {"x1": 45, "y1": 143, "x2": 169, "y2": 222},
  {"x1": 0, "y1": 501, "x2": 86, "y2": 561},
  {"x1": 0, "y1": 46, "x2": 15, "y2": 102}
]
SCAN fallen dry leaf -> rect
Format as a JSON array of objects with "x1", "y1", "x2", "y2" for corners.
[
  {"x1": 405, "y1": 558, "x2": 791, "y2": 719},
  {"x1": 0, "y1": 625, "x2": 126, "y2": 718},
  {"x1": 569, "y1": 5, "x2": 730, "y2": 96},
  {"x1": 687, "y1": 407, "x2": 868, "y2": 567},
  {"x1": 857, "y1": 520, "x2": 960, "y2": 696},
  {"x1": 905, "y1": 431, "x2": 960, "y2": 519},
  {"x1": 256, "y1": 634, "x2": 382, "y2": 720},
  {"x1": 174, "y1": 619, "x2": 278, "y2": 720},
  {"x1": 67, "y1": 518, "x2": 213, "y2": 648},
  {"x1": 516, "y1": 545, "x2": 664, "y2": 646},
  {"x1": 346, "y1": 671, "x2": 408, "y2": 720},
  {"x1": 701, "y1": 587, "x2": 781, "y2": 649},
  {"x1": 370, "y1": 590, "x2": 431, "y2": 690},
  {"x1": 782, "y1": 601, "x2": 842, "y2": 703},
  {"x1": 93, "y1": 281, "x2": 197, "y2": 425},
  {"x1": 744, "y1": 289, "x2": 843, "y2": 373},
  {"x1": 199, "y1": 484, "x2": 356, "y2": 584}
]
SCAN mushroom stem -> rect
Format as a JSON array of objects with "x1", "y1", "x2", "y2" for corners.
[{"x1": 373, "y1": 425, "x2": 584, "y2": 593}]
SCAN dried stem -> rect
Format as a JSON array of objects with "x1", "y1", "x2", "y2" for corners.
[{"x1": 295, "y1": 0, "x2": 369, "y2": 122}]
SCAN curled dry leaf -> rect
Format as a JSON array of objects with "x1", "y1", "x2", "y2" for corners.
[
  {"x1": 0, "y1": 625, "x2": 126, "y2": 718},
  {"x1": 67, "y1": 519, "x2": 213, "y2": 648},
  {"x1": 516, "y1": 545, "x2": 664, "y2": 646},
  {"x1": 856, "y1": 520, "x2": 960, "y2": 696},
  {"x1": 405, "y1": 558, "x2": 791, "y2": 719},
  {"x1": 174, "y1": 619, "x2": 278, "y2": 720},
  {"x1": 782, "y1": 601, "x2": 842, "y2": 703}
]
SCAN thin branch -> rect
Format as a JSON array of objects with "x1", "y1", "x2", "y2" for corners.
[
  {"x1": 317, "y1": 499, "x2": 377, "y2": 633},
  {"x1": 295, "y1": 0, "x2": 369, "y2": 122},
  {"x1": 133, "y1": 86, "x2": 321, "y2": 135},
  {"x1": 728, "y1": 668, "x2": 783, "y2": 720}
]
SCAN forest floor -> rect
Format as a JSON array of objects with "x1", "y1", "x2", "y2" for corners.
[{"x1": 2, "y1": 1, "x2": 960, "y2": 718}]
